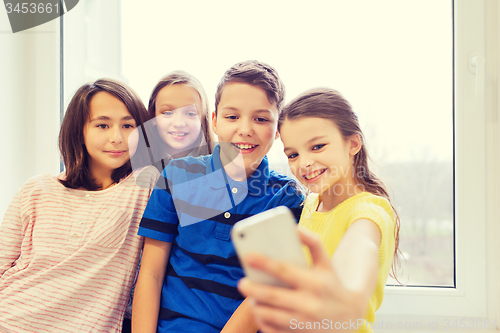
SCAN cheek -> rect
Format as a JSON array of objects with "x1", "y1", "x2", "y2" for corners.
[
  {"x1": 260, "y1": 124, "x2": 278, "y2": 142},
  {"x1": 156, "y1": 117, "x2": 171, "y2": 131},
  {"x1": 127, "y1": 129, "x2": 139, "y2": 156},
  {"x1": 288, "y1": 161, "x2": 301, "y2": 179},
  {"x1": 83, "y1": 129, "x2": 98, "y2": 151},
  {"x1": 82, "y1": 126, "x2": 90, "y2": 146},
  {"x1": 189, "y1": 118, "x2": 202, "y2": 133}
]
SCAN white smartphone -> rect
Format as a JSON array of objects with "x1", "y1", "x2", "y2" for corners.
[{"x1": 231, "y1": 206, "x2": 307, "y2": 287}]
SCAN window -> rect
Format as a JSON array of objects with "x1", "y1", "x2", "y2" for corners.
[
  {"x1": 59, "y1": 0, "x2": 499, "y2": 330},
  {"x1": 119, "y1": 0, "x2": 454, "y2": 288}
]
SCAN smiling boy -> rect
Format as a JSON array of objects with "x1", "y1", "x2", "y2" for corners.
[{"x1": 132, "y1": 60, "x2": 303, "y2": 333}]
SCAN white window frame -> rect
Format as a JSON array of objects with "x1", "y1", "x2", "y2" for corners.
[
  {"x1": 376, "y1": 0, "x2": 500, "y2": 331},
  {"x1": 5, "y1": 0, "x2": 493, "y2": 331},
  {"x1": 62, "y1": 0, "x2": 124, "y2": 111}
]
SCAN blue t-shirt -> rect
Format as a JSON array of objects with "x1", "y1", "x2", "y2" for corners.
[{"x1": 138, "y1": 145, "x2": 304, "y2": 333}]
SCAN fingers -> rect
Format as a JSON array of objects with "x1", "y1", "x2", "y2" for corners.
[
  {"x1": 238, "y1": 278, "x2": 300, "y2": 312},
  {"x1": 242, "y1": 253, "x2": 316, "y2": 290},
  {"x1": 250, "y1": 303, "x2": 299, "y2": 333}
]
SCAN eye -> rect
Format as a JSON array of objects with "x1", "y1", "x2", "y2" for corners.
[
  {"x1": 256, "y1": 117, "x2": 269, "y2": 123},
  {"x1": 225, "y1": 115, "x2": 238, "y2": 120},
  {"x1": 123, "y1": 123, "x2": 136, "y2": 129},
  {"x1": 187, "y1": 112, "x2": 198, "y2": 117},
  {"x1": 312, "y1": 144, "x2": 326, "y2": 151},
  {"x1": 287, "y1": 153, "x2": 298, "y2": 160},
  {"x1": 162, "y1": 111, "x2": 173, "y2": 116},
  {"x1": 96, "y1": 124, "x2": 108, "y2": 129}
]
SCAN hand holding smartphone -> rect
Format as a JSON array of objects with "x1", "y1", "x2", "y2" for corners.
[{"x1": 231, "y1": 206, "x2": 307, "y2": 287}]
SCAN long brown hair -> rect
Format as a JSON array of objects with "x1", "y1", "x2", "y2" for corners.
[
  {"x1": 147, "y1": 70, "x2": 212, "y2": 157},
  {"x1": 278, "y1": 87, "x2": 401, "y2": 278},
  {"x1": 59, "y1": 78, "x2": 148, "y2": 190}
]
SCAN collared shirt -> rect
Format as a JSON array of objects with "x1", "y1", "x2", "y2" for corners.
[{"x1": 138, "y1": 145, "x2": 303, "y2": 333}]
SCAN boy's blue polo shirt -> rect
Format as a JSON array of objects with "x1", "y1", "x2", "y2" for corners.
[{"x1": 138, "y1": 145, "x2": 304, "y2": 333}]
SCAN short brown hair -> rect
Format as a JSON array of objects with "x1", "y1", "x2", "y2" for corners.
[
  {"x1": 214, "y1": 60, "x2": 285, "y2": 114},
  {"x1": 59, "y1": 78, "x2": 148, "y2": 190}
]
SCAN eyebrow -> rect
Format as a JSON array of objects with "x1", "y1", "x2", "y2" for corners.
[
  {"x1": 89, "y1": 115, "x2": 134, "y2": 122},
  {"x1": 283, "y1": 135, "x2": 327, "y2": 152},
  {"x1": 157, "y1": 103, "x2": 178, "y2": 110},
  {"x1": 220, "y1": 106, "x2": 240, "y2": 112},
  {"x1": 220, "y1": 107, "x2": 273, "y2": 114},
  {"x1": 158, "y1": 104, "x2": 197, "y2": 111},
  {"x1": 254, "y1": 109, "x2": 273, "y2": 115}
]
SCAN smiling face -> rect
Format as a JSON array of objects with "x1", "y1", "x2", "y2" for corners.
[
  {"x1": 155, "y1": 84, "x2": 203, "y2": 156},
  {"x1": 213, "y1": 82, "x2": 279, "y2": 179},
  {"x1": 280, "y1": 117, "x2": 362, "y2": 209},
  {"x1": 84, "y1": 91, "x2": 137, "y2": 183}
]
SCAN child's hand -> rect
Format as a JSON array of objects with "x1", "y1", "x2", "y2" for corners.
[{"x1": 237, "y1": 229, "x2": 365, "y2": 333}]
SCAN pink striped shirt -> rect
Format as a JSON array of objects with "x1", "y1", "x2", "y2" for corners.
[{"x1": 0, "y1": 166, "x2": 159, "y2": 333}]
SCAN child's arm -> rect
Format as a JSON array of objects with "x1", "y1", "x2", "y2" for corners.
[
  {"x1": 131, "y1": 237, "x2": 172, "y2": 333},
  {"x1": 0, "y1": 191, "x2": 23, "y2": 277},
  {"x1": 221, "y1": 183, "x2": 304, "y2": 333},
  {"x1": 238, "y1": 224, "x2": 380, "y2": 333},
  {"x1": 220, "y1": 298, "x2": 259, "y2": 333}
]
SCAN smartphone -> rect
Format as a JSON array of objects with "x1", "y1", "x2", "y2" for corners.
[{"x1": 231, "y1": 206, "x2": 307, "y2": 287}]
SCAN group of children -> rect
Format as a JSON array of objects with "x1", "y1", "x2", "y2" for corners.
[{"x1": 0, "y1": 60, "x2": 400, "y2": 333}]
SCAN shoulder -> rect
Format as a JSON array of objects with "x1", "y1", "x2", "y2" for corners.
[
  {"x1": 268, "y1": 170, "x2": 302, "y2": 192},
  {"x1": 126, "y1": 165, "x2": 160, "y2": 194},
  {"x1": 345, "y1": 192, "x2": 396, "y2": 232},
  {"x1": 352, "y1": 193, "x2": 394, "y2": 218},
  {"x1": 267, "y1": 170, "x2": 305, "y2": 205},
  {"x1": 131, "y1": 165, "x2": 160, "y2": 182},
  {"x1": 303, "y1": 193, "x2": 320, "y2": 211},
  {"x1": 165, "y1": 155, "x2": 210, "y2": 177},
  {"x1": 8, "y1": 174, "x2": 66, "y2": 209},
  {"x1": 19, "y1": 173, "x2": 63, "y2": 194}
]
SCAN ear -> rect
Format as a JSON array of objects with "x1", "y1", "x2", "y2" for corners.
[
  {"x1": 349, "y1": 134, "x2": 362, "y2": 156},
  {"x1": 274, "y1": 129, "x2": 280, "y2": 140},
  {"x1": 211, "y1": 112, "x2": 218, "y2": 135}
]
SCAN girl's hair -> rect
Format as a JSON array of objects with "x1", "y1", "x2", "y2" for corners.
[
  {"x1": 147, "y1": 70, "x2": 212, "y2": 156},
  {"x1": 59, "y1": 78, "x2": 148, "y2": 191},
  {"x1": 278, "y1": 87, "x2": 401, "y2": 277}
]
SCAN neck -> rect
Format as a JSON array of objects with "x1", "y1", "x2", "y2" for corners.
[
  {"x1": 221, "y1": 157, "x2": 251, "y2": 181},
  {"x1": 88, "y1": 164, "x2": 115, "y2": 191},
  {"x1": 218, "y1": 148, "x2": 251, "y2": 181},
  {"x1": 100, "y1": 178, "x2": 116, "y2": 190},
  {"x1": 317, "y1": 178, "x2": 363, "y2": 212}
]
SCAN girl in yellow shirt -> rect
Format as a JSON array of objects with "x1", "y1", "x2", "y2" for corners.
[{"x1": 238, "y1": 87, "x2": 401, "y2": 333}]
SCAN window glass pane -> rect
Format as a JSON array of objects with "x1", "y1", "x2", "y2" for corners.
[{"x1": 120, "y1": 0, "x2": 453, "y2": 286}]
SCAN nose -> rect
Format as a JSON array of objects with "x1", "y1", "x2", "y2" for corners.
[
  {"x1": 237, "y1": 118, "x2": 254, "y2": 137},
  {"x1": 110, "y1": 126, "x2": 124, "y2": 144},
  {"x1": 298, "y1": 154, "x2": 314, "y2": 170},
  {"x1": 172, "y1": 112, "x2": 187, "y2": 127}
]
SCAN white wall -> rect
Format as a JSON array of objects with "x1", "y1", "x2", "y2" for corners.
[{"x1": 0, "y1": 18, "x2": 60, "y2": 222}]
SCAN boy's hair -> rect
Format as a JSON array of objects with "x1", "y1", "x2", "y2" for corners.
[
  {"x1": 278, "y1": 87, "x2": 401, "y2": 278},
  {"x1": 147, "y1": 70, "x2": 212, "y2": 156},
  {"x1": 214, "y1": 60, "x2": 285, "y2": 114},
  {"x1": 59, "y1": 78, "x2": 148, "y2": 191}
]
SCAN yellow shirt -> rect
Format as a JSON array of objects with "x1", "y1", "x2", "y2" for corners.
[{"x1": 299, "y1": 192, "x2": 396, "y2": 333}]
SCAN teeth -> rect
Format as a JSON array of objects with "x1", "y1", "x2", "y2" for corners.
[
  {"x1": 170, "y1": 132, "x2": 188, "y2": 137},
  {"x1": 233, "y1": 143, "x2": 257, "y2": 150},
  {"x1": 304, "y1": 169, "x2": 324, "y2": 180}
]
